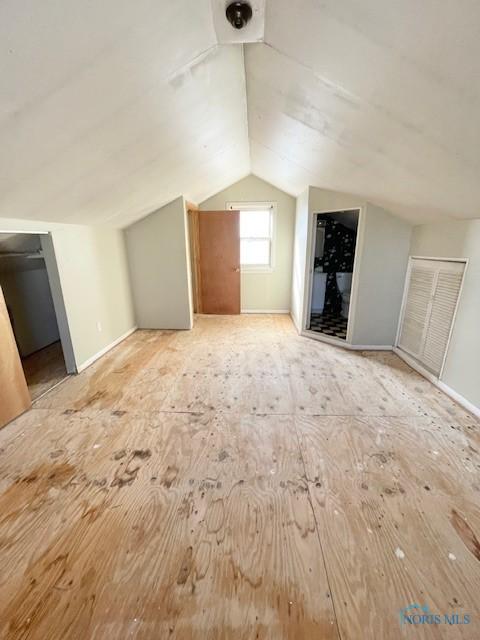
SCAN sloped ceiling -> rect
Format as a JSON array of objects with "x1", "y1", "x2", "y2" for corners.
[
  {"x1": 0, "y1": 0, "x2": 250, "y2": 228},
  {"x1": 250, "y1": 0, "x2": 480, "y2": 223},
  {"x1": 1, "y1": 0, "x2": 479, "y2": 227}
]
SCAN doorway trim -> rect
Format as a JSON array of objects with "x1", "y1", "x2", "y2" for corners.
[
  {"x1": 302, "y1": 206, "x2": 365, "y2": 345},
  {"x1": 41, "y1": 234, "x2": 76, "y2": 373},
  {"x1": 186, "y1": 205, "x2": 202, "y2": 314}
]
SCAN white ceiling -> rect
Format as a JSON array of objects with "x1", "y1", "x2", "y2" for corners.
[
  {"x1": 1, "y1": 0, "x2": 479, "y2": 227},
  {"x1": 251, "y1": 0, "x2": 480, "y2": 224},
  {"x1": 0, "y1": 0, "x2": 249, "y2": 228}
]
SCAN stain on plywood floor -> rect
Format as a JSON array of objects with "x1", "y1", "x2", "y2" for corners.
[{"x1": 0, "y1": 315, "x2": 479, "y2": 639}]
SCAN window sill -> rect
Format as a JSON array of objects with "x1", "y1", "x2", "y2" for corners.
[{"x1": 241, "y1": 266, "x2": 274, "y2": 274}]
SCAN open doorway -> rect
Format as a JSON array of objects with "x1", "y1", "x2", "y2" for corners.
[
  {"x1": 0, "y1": 232, "x2": 70, "y2": 400},
  {"x1": 307, "y1": 209, "x2": 360, "y2": 341}
]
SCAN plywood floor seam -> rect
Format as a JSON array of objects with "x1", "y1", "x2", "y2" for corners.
[
  {"x1": 0, "y1": 314, "x2": 479, "y2": 640},
  {"x1": 291, "y1": 417, "x2": 346, "y2": 640}
]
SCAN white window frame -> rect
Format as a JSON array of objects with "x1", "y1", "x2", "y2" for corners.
[{"x1": 226, "y1": 201, "x2": 276, "y2": 273}]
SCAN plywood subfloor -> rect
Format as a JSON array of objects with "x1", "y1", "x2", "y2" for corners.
[
  {"x1": 22, "y1": 341, "x2": 67, "y2": 401},
  {"x1": 0, "y1": 315, "x2": 479, "y2": 639}
]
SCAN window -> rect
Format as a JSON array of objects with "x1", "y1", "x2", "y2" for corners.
[{"x1": 227, "y1": 203, "x2": 275, "y2": 271}]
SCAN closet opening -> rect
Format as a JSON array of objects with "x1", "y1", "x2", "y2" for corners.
[
  {"x1": 0, "y1": 232, "x2": 73, "y2": 402},
  {"x1": 306, "y1": 209, "x2": 360, "y2": 341}
]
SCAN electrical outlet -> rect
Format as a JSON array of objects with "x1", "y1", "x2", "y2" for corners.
[{"x1": 97, "y1": 321, "x2": 102, "y2": 332}]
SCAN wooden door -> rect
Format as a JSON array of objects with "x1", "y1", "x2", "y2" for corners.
[
  {"x1": 198, "y1": 211, "x2": 240, "y2": 314},
  {"x1": 0, "y1": 287, "x2": 31, "y2": 428}
]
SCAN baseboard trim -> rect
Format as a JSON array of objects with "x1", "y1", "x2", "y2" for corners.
[
  {"x1": 393, "y1": 347, "x2": 480, "y2": 419},
  {"x1": 241, "y1": 309, "x2": 290, "y2": 314},
  {"x1": 290, "y1": 312, "x2": 301, "y2": 333},
  {"x1": 76, "y1": 327, "x2": 137, "y2": 373},
  {"x1": 392, "y1": 348, "x2": 437, "y2": 383},
  {"x1": 437, "y1": 380, "x2": 480, "y2": 418},
  {"x1": 302, "y1": 330, "x2": 392, "y2": 351}
]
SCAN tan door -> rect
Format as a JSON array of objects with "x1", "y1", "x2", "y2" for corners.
[
  {"x1": 0, "y1": 287, "x2": 31, "y2": 428},
  {"x1": 198, "y1": 210, "x2": 240, "y2": 314}
]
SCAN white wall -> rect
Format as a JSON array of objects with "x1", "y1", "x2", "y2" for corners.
[
  {"x1": 410, "y1": 220, "x2": 480, "y2": 409},
  {"x1": 291, "y1": 187, "x2": 412, "y2": 346},
  {"x1": 308, "y1": 187, "x2": 363, "y2": 213},
  {"x1": 199, "y1": 174, "x2": 295, "y2": 312},
  {"x1": 125, "y1": 196, "x2": 193, "y2": 330},
  {"x1": 51, "y1": 226, "x2": 136, "y2": 367},
  {"x1": 351, "y1": 203, "x2": 412, "y2": 346},
  {"x1": 0, "y1": 260, "x2": 60, "y2": 357},
  {"x1": 0, "y1": 219, "x2": 135, "y2": 371}
]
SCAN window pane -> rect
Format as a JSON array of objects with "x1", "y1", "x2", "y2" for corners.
[
  {"x1": 241, "y1": 239, "x2": 271, "y2": 266},
  {"x1": 240, "y1": 210, "x2": 271, "y2": 238}
]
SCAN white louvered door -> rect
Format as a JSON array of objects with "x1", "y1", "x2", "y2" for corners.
[{"x1": 398, "y1": 258, "x2": 465, "y2": 376}]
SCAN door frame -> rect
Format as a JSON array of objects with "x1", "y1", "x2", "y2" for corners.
[
  {"x1": 0, "y1": 229, "x2": 76, "y2": 374},
  {"x1": 186, "y1": 205, "x2": 202, "y2": 314},
  {"x1": 302, "y1": 206, "x2": 364, "y2": 345},
  {"x1": 395, "y1": 255, "x2": 468, "y2": 380}
]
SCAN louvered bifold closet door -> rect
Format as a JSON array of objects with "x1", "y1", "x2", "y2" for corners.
[
  {"x1": 421, "y1": 262, "x2": 464, "y2": 375},
  {"x1": 398, "y1": 259, "x2": 465, "y2": 376},
  {"x1": 398, "y1": 261, "x2": 437, "y2": 358}
]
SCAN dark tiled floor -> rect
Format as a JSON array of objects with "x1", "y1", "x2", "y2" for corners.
[{"x1": 309, "y1": 312, "x2": 348, "y2": 339}]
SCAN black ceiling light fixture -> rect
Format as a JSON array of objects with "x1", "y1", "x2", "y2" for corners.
[{"x1": 225, "y1": 2, "x2": 253, "y2": 30}]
